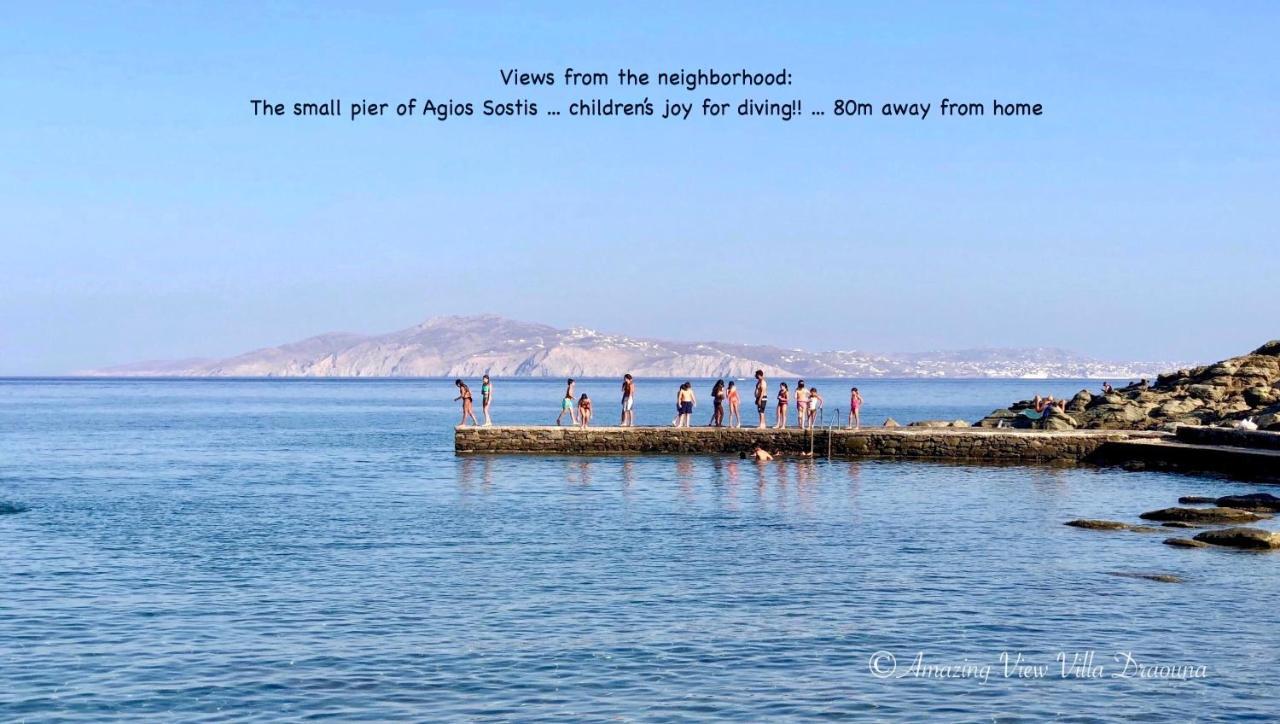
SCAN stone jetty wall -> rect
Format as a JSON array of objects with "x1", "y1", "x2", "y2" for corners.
[
  {"x1": 1176, "y1": 426, "x2": 1280, "y2": 451},
  {"x1": 455, "y1": 426, "x2": 1161, "y2": 463}
]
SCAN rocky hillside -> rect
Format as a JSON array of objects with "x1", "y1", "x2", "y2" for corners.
[
  {"x1": 83, "y1": 315, "x2": 1180, "y2": 379},
  {"x1": 978, "y1": 341, "x2": 1280, "y2": 431}
]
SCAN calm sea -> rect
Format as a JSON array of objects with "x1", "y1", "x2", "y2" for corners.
[{"x1": 2, "y1": 378, "x2": 1277, "y2": 720}]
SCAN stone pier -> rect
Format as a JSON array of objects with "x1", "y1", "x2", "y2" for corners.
[{"x1": 455, "y1": 426, "x2": 1166, "y2": 464}]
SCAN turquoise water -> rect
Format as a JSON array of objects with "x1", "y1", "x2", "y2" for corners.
[{"x1": 2, "y1": 378, "x2": 1278, "y2": 721}]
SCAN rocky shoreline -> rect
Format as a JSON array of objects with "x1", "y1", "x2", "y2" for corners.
[
  {"x1": 1066, "y1": 492, "x2": 1280, "y2": 552},
  {"x1": 978, "y1": 341, "x2": 1280, "y2": 431}
]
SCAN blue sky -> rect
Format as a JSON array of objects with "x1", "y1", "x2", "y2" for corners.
[{"x1": 1, "y1": 2, "x2": 1276, "y2": 373}]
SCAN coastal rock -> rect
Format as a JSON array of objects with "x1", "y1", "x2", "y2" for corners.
[
  {"x1": 1177, "y1": 496, "x2": 1218, "y2": 505},
  {"x1": 1161, "y1": 521, "x2": 1200, "y2": 528},
  {"x1": 882, "y1": 418, "x2": 901, "y2": 428},
  {"x1": 1164, "y1": 537, "x2": 1209, "y2": 548},
  {"x1": 1040, "y1": 407, "x2": 1078, "y2": 431},
  {"x1": 1243, "y1": 386, "x2": 1278, "y2": 407},
  {"x1": 1138, "y1": 507, "x2": 1271, "y2": 524},
  {"x1": 975, "y1": 408, "x2": 1020, "y2": 428},
  {"x1": 1065, "y1": 519, "x2": 1129, "y2": 531},
  {"x1": 1256, "y1": 409, "x2": 1280, "y2": 431},
  {"x1": 1065, "y1": 519, "x2": 1160, "y2": 533},
  {"x1": 1254, "y1": 340, "x2": 1280, "y2": 356},
  {"x1": 1107, "y1": 571, "x2": 1184, "y2": 583},
  {"x1": 979, "y1": 341, "x2": 1280, "y2": 430},
  {"x1": 1193, "y1": 527, "x2": 1280, "y2": 550},
  {"x1": 950, "y1": 419, "x2": 972, "y2": 428},
  {"x1": 1214, "y1": 493, "x2": 1280, "y2": 512},
  {"x1": 1154, "y1": 398, "x2": 1201, "y2": 417},
  {"x1": 1067, "y1": 390, "x2": 1093, "y2": 412},
  {"x1": 908, "y1": 420, "x2": 955, "y2": 428}
]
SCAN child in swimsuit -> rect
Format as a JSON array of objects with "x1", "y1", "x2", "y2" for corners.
[
  {"x1": 480, "y1": 375, "x2": 492, "y2": 426},
  {"x1": 848, "y1": 387, "x2": 863, "y2": 429},
  {"x1": 556, "y1": 378, "x2": 577, "y2": 426},
  {"x1": 675, "y1": 382, "x2": 695, "y2": 428},
  {"x1": 578, "y1": 394, "x2": 592, "y2": 428}
]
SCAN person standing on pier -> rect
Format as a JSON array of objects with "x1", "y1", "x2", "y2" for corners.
[
  {"x1": 808, "y1": 386, "x2": 824, "y2": 428},
  {"x1": 726, "y1": 381, "x2": 741, "y2": 428},
  {"x1": 775, "y1": 382, "x2": 789, "y2": 428},
  {"x1": 480, "y1": 374, "x2": 493, "y2": 426},
  {"x1": 620, "y1": 374, "x2": 636, "y2": 427},
  {"x1": 578, "y1": 393, "x2": 593, "y2": 428},
  {"x1": 847, "y1": 387, "x2": 863, "y2": 429},
  {"x1": 795, "y1": 380, "x2": 810, "y2": 430},
  {"x1": 675, "y1": 382, "x2": 696, "y2": 428},
  {"x1": 454, "y1": 379, "x2": 479, "y2": 426},
  {"x1": 556, "y1": 378, "x2": 577, "y2": 426},
  {"x1": 710, "y1": 379, "x2": 726, "y2": 427},
  {"x1": 754, "y1": 370, "x2": 768, "y2": 428}
]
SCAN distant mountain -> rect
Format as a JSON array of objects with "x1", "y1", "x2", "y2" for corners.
[{"x1": 82, "y1": 315, "x2": 1186, "y2": 379}]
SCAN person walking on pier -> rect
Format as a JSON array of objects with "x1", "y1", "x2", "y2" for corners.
[
  {"x1": 578, "y1": 393, "x2": 593, "y2": 428},
  {"x1": 556, "y1": 378, "x2": 577, "y2": 426},
  {"x1": 480, "y1": 374, "x2": 493, "y2": 426},
  {"x1": 847, "y1": 387, "x2": 863, "y2": 429},
  {"x1": 774, "y1": 382, "x2": 789, "y2": 428},
  {"x1": 726, "y1": 381, "x2": 741, "y2": 427},
  {"x1": 675, "y1": 382, "x2": 696, "y2": 428},
  {"x1": 620, "y1": 374, "x2": 635, "y2": 427},
  {"x1": 454, "y1": 379, "x2": 479, "y2": 426},
  {"x1": 754, "y1": 370, "x2": 768, "y2": 428}
]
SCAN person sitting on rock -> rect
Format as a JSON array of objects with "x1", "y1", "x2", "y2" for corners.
[{"x1": 1101, "y1": 381, "x2": 1114, "y2": 394}]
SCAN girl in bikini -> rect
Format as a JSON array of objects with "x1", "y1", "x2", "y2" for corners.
[
  {"x1": 454, "y1": 379, "x2": 479, "y2": 426},
  {"x1": 795, "y1": 380, "x2": 809, "y2": 430},
  {"x1": 710, "y1": 379, "x2": 726, "y2": 427},
  {"x1": 774, "y1": 382, "x2": 789, "y2": 429},
  {"x1": 726, "y1": 381, "x2": 741, "y2": 428},
  {"x1": 578, "y1": 394, "x2": 592, "y2": 428}
]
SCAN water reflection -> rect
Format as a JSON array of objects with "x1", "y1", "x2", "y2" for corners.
[{"x1": 456, "y1": 456, "x2": 494, "y2": 495}]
